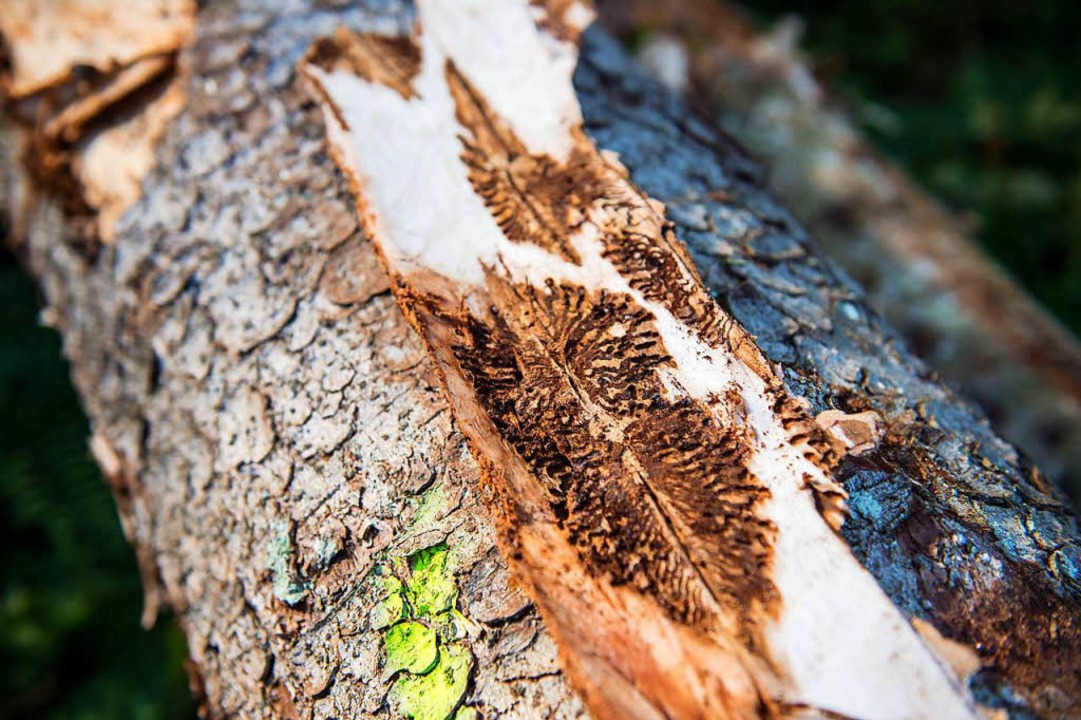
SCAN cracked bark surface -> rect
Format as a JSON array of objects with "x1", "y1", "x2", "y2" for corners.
[{"x1": 1, "y1": 1, "x2": 1079, "y2": 718}]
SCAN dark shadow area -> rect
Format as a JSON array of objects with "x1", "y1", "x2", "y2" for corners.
[{"x1": 0, "y1": 249, "x2": 193, "y2": 720}]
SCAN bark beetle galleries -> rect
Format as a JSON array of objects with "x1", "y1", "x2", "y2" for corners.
[
  {"x1": 441, "y1": 274, "x2": 779, "y2": 638},
  {"x1": 310, "y1": 28, "x2": 790, "y2": 639},
  {"x1": 301, "y1": 1, "x2": 981, "y2": 717},
  {"x1": 306, "y1": 28, "x2": 422, "y2": 101},
  {"x1": 448, "y1": 61, "x2": 596, "y2": 265}
]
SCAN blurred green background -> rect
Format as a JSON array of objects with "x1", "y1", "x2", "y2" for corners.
[
  {"x1": 751, "y1": 0, "x2": 1081, "y2": 334},
  {"x1": 0, "y1": 1, "x2": 1077, "y2": 717},
  {"x1": 0, "y1": 264, "x2": 194, "y2": 720}
]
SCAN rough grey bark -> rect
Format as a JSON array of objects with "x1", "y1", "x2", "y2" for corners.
[
  {"x1": 5, "y1": 4, "x2": 584, "y2": 718},
  {"x1": 2, "y1": 2, "x2": 1079, "y2": 719}
]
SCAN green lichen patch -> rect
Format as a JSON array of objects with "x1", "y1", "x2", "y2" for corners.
[
  {"x1": 410, "y1": 482, "x2": 447, "y2": 530},
  {"x1": 371, "y1": 573, "x2": 406, "y2": 630},
  {"x1": 406, "y1": 544, "x2": 456, "y2": 616},
  {"x1": 453, "y1": 707, "x2": 480, "y2": 720},
  {"x1": 385, "y1": 621, "x2": 439, "y2": 675},
  {"x1": 387, "y1": 644, "x2": 473, "y2": 720},
  {"x1": 379, "y1": 573, "x2": 405, "y2": 596},
  {"x1": 372, "y1": 543, "x2": 476, "y2": 720}
]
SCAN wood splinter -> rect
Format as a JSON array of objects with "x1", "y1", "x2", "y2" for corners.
[{"x1": 302, "y1": 1, "x2": 984, "y2": 717}]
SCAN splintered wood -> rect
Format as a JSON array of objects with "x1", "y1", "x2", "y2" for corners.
[
  {"x1": 0, "y1": 0, "x2": 193, "y2": 243},
  {"x1": 303, "y1": 1, "x2": 981, "y2": 717}
]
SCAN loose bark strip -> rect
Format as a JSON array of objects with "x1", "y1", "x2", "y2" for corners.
[
  {"x1": 302, "y1": 2, "x2": 981, "y2": 717},
  {"x1": 0, "y1": 0, "x2": 192, "y2": 99}
]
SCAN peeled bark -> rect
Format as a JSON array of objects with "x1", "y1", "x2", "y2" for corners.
[{"x1": 1, "y1": 1, "x2": 1079, "y2": 719}]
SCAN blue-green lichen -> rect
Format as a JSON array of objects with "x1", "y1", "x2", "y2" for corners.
[
  {"x1": 373, "y1": 543, "x2": 475, "y2": 720},
  {"x1": 267, "y1": 521, "x2": 308, "y2": 606}
]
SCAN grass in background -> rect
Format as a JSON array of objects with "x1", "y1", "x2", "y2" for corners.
[
  {"x1": 0, "y1": 252, "x2": 193, "y2": 720},
  {"x1": 749, "y1": 0, "x2": 1081, "y2": 334}
]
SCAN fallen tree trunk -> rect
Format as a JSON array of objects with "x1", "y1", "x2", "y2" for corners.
[{"x1": 1, "y1": 1, "x2": 1079, "y2": 718}]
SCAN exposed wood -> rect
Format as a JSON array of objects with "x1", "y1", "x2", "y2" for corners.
[
  {"x1": 596, "y1": 0, "x2": 1081, "y2": 500},
  {"x1": 301, "y1": 3, "x2": 978, "y2": 717},
  {"x1": 1, "y1": 1, "x2": 1079, "y2": 718}
]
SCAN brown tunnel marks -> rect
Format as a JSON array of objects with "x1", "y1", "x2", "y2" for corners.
[
  {"x1": 441, "y1": 276, "x2": 779, "y2": 643},
  {"x1": 302, "y1": 3, "x2": 979, "y2": 716},
  {"x1": 442, "y1": 60, "x2": 788, "y2": 642},
  {"x1": 447, "y1": 61, "x2": 598, "y2": 264},
  {"x1": 306, "y1": 28, "x2": 421, "y2": 102},
  {"x1": 447, "y1": 55, "x2": 814, "y2": 405}
]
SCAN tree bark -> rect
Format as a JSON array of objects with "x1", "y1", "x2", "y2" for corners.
[{"x1": 1, "y1": 1, "x2": 1079, "y2": 719}]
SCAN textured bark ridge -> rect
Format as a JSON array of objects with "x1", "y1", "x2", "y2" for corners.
[
  {"x1": 3, "y1": 1, "x2": 1080, "y2": 718},
  {"x1": 301, "y1": 2, "x2": 982, "y2": 717}
]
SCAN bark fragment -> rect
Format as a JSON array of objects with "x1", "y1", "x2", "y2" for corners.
[
  {"x1": 815, "y1": 409, "x2": 884, "y2": 457},
  {"x1": 0, "y1": 0, "x2": 193, "y2": 99},
  {"x1": 1, "y1": 0, "x2": 193, "y2": 244}
]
